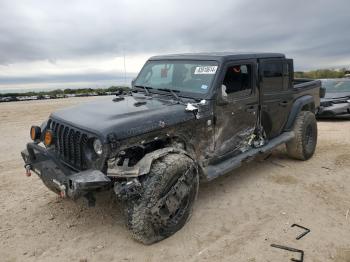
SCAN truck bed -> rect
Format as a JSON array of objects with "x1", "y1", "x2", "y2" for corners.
[{"x1": 292, "y1": 78, "x2": 321, "y2": 108}]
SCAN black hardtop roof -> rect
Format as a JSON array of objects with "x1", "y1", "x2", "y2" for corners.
[{"x1": 149, "y1": 52, "x2": 285, "y2": 62}]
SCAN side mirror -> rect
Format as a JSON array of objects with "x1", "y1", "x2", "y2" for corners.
[
  {"x1": 217, "y1": 85, "x2": 229, "y2": 105},
  {"x1": 320, "y1": 87, "x2": 326, "y2": 98}
]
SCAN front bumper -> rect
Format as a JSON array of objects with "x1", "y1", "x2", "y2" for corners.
[
  {"x1": 317, "y1": 102, "x2": 350, "y2": 118},
  {"x1": 21, "y1": 143, "x2": 111, "y2": 199}
]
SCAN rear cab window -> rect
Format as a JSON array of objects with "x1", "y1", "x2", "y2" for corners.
[{"x1": 262, "y1": 59, "x2": 290, "y2": 93}]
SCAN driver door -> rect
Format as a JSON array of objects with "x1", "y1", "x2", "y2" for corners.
[{"x1": 213, "y1": 61, "x2": 258, "y2": 161}]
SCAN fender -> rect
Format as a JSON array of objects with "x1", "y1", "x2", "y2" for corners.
[
  {"x1": 284, "y1": 95, "x2": 314, "y2": 131},
  {"x1": 107, "y1": 147, "x2": 193, "y2": 178}
]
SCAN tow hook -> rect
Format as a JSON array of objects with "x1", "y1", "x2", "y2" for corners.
[
  {"x1": 25, "y1": 164, "x2": 32, "y2": 177},
  {"x1": 84, "y1": 192, "x2": 96, "y2": 207},
  {"x1": 53, "y1": 179, "x2": 66, "y2": 198}
]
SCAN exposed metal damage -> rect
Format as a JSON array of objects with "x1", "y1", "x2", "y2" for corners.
[{"x1": 107, "y1": 147, "x2": 192, "y2": 178}]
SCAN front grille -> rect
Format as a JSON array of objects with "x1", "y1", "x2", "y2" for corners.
[{"x1": 48, "y1": 119, "x2": 89, "y2": 170}]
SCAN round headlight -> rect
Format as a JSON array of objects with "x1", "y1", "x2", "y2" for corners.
[
  {"x1": 93, "y1": 139, "x2": 103, "y2": 155},
  {"x1": 30, "y1": 126, "x2": 41, "y2": 141}
]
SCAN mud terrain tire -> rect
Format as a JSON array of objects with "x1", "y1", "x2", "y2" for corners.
[
  {"x1": 125, "y1": 153, "x2": 199, "y2": 244},
  {"x1": 286, "y1": 111, "x2": 317, "y2": 160}
]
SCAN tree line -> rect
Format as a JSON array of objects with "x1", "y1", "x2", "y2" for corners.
[
  {"x1": 295, "y1": 68, "x2": 350, "y2": 79},
  {"x1": 0, "y1": 86, "x2": 129, "y2": 98}
]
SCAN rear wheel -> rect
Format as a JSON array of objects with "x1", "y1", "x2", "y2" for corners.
[
  {"x1": 286, "y1": 111, "x2": 317, "y2": 160},
  {"x1": 124, "y1": 153, "x2": 199, "y2": 244}
]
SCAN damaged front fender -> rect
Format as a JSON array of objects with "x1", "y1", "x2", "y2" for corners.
[{"x1": 107, "y1": 147, "x2": 193, "y2": 178}]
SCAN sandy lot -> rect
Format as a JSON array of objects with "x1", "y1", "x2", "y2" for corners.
[{"x1": 1, "y1": 97, "x2": 350, "y2": 262}]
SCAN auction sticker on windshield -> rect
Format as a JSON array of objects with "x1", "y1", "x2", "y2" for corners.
[{"x1": 194, "y1": 66, "x2": 218, "y2": 74}]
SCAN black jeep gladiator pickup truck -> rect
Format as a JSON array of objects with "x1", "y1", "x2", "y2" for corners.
[{"x1": 22, "y1": 52, "x2": 321, "y2": 244}]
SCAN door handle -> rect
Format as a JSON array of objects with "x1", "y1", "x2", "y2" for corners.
[
  {"x1": 279, "y1": 101, "x2": 288, "y2": 107},
  {"x1": 245, "y1": 105, "x2": 256, "y2": 113}
]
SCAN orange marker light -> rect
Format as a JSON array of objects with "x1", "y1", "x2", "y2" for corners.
[{"x1": 44, "y1": 130, "x2": 53, "y2": 146}]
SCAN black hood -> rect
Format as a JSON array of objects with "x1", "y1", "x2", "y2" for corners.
[
  {"x1": 321, "y1": 92, "x2": 350, "y2": 105},
  {"x1": 50, "y1": 95, "x2": 196, "y2": 142},
  {"x1": 323, "y1": 91, "x2": 350, "y2": 100}
]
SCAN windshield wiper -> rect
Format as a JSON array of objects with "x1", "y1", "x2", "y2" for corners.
[
  {"x1": 134, "y1": 85, "x2": 152, "y2": 96},
  {"x1": 157, "y1": 88, "x2": 183, "y2": 103}
]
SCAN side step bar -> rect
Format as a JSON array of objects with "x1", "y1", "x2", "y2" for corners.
[{"x1": 204, "y1": 131, "x2": 295, "y2": 181}]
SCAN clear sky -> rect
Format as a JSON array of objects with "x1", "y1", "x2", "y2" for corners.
[{"x1": 1, "y1": 0, "x2": 350, "y2": 91}]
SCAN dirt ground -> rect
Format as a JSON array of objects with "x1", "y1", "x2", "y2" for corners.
[{"x1": 1, "y1": 96, "x2": 350, "y2": 262}]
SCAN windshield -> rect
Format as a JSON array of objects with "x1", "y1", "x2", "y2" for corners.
[
  {"x1": 322, "y1": 79, "x2": 350, "y2": 93},
  {"x1": 134, "y1": 60, "x2": 219, "y2": 94}
]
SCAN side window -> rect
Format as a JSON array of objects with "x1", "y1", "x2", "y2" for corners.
[
  {"x1": 263, "y1": 61, "x2": 284, "y2": 93},
  {"x1": 222, "y1": 64, "x2": 252, "y2": 98}
]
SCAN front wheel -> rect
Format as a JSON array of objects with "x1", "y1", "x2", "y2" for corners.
[
  {"x1": 286, "y1": 111, "x2": 318, "y2": 160},
  {"x1": 125, "y1": 153, "x2": 199, "y2": 244}
]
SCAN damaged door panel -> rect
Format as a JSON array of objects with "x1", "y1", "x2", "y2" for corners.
[{"x1": 213, "y1": 61, "x2": 259, "y2": 160}]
